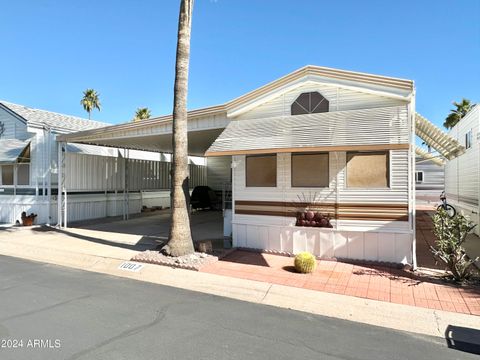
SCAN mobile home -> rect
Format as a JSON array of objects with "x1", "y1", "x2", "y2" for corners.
[
  {"x1": 59, "y1": 66, "x2": 417, "y2": 265},
  {"x1": 444, "y1": 105, "x2": 480, "y2": 235}
]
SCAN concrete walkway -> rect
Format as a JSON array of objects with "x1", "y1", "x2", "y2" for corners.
[{"x1": 0, "y1": 225, "x2": 479, "y2": 339}]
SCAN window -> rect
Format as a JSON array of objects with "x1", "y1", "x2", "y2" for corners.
[
  {"x1": 17, "y1": 164, "x2": 30, "y2": 185},
  {"x1": 291, "y1": 92, "x2": 329, "y2": 115},
  {"x1": 415, "y1": 171, "x2": 424, "y2": 183},
  {"x1": 465, "y1": 130, "x2": 473, "y2": 149},
  {"x1": 246, "y1": 154, "x2": 276, "y2": 187},
  {"x1": 16, "y1": 144, "x2": 31, "y2": 186},
  {"x1": 1, "y1": 165, "x2": 14, "y2": 185},
  {"x1": 0, "y1": 144, "x2": 31, "y2": 186},
  {"x1": 346, "y1": 151, "x2": 389, "y2": 188},
  {"x1": 291, "y1": 153, "x2": 329, "y2": 187}
]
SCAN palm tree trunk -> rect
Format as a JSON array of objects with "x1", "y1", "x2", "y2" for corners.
[{"x1": 163, "y1": 0, "x2": 195, "y2": 257}]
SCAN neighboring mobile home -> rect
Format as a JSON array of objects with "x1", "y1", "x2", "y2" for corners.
[
  {"x1": 59, "y1": 66, "x2": 417, "y2": 265},
  {"x1": 415, "y1": 153, "x2": 444, "y2": 203},
  {"x1": 444, "y1": 105, "x2": 480, "y2": 235},
  {"x1": 0, "y1": 101, "x2": 207, "y2": 225}
]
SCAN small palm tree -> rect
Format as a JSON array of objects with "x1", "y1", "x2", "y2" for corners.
[
  {"x1": 80, "y1": 89, "x2": 101, "y2": 120},
  {"x1": 443, "y1": 98, "x2": 473, "y2": 129},
  {"x1": 132, "y1": 107, "x2": 151, "y2": 122}
]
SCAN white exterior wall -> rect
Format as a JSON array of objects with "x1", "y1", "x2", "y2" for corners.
[
  {"x1": 236, "y1": 82, "x2": 407, "y2": 120},
  {"x1": 228, "y1": 79, "x2": 414, "y2": 264},
  {"x1": 445, "y1": 106, "x2": 480, "y2": 235},
  {"x1": 0, "y1": 107, "x2": 30, "y2": 140},
  {"x1": 415, "y1": 156, "x2": 444, "y2": 202},
  {"x1": 231, "y1": 152, "x2": 412, "y2": 264}
]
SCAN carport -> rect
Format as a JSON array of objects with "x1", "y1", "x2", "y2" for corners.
[{"x1": 56, "y1": 107, "x2": 230, "y2": 228}]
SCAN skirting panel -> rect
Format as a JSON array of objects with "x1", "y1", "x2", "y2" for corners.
[{"x1": 232, "y1": 223, "x2": 413, "y2": 264}]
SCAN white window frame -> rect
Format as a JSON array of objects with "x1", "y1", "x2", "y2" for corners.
[{"x1": 415, "y1": 171, "x2": 424, "y2": 183}]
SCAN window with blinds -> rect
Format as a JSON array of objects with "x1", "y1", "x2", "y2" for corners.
[
  {"x1": 246, "y1": 154, "x2": 277, "y2": 187},
  {"x1": 346, "y1": 151, "x2": 389, "y2": 188},
  {"x1": 291, "y1": 153, "x2": 329, "y2": 187}
]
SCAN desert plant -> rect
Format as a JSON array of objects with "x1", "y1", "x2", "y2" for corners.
[
  {"x1": 431, "y1": 208, "x2": 478, "y2": 282},
  {"x1": 294, "y1": 252, "x2": 317, "y2": 274}
]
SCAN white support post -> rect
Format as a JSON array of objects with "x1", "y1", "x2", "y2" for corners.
[
  {"x1": 46, "y1": 128, "x2": 52, "y2": 225},
  {"x1": 57, "y1": 141, "x2": 63, "y2": 228},
  {"x1": 410, "y1": 91, "x2": 417, "y2": 270},
  {"x1": 126, "y1": 149, "x2": 129, "y2": 220},
  {"x1": 63, "y1": 143, "x2": 68, "y2": 228},
  {"x1": 122, "y1": 149, "x2": 126, "y2": 221}
]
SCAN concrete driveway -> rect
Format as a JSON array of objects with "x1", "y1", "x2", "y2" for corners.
[{"x1": 0, "y1": 210, "x2": 224, "y2": 262}]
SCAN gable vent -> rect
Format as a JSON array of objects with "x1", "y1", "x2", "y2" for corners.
[{"x1": 291, "y1": 91, "x2": 329, "y2": 115}]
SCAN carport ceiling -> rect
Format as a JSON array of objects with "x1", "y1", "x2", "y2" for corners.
[{"x1": 58, "y1": 128, "x2": 224, "y2": 156}]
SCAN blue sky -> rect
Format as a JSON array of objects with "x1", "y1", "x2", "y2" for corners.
[{"x1": 0, "y1": 0, "x2": 479, "y2": 128}]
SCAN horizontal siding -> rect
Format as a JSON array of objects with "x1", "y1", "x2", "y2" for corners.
[
  {"x1": 415, "y1": 157, "x2": 444, "y2": 191},
  {"x1": 65, "y1": 153, "x2": 206, "y2": 191},
  {"x1": 445, "y1": 106, "x2": 479, "y2": 207},
  {"x1": 0, "y1": 107, "x2": 29, "y2": 140},
  {"x1": 233, "y1": 150, "x2": 409, "y2": 226},
  {"x1": 209, "y1": 106, "x2": 409, "y2": 154},
  {"x1": 236, "y1": 82, "x2": 407, "y2": 120}
]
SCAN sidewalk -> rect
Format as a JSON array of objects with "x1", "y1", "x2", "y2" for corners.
[
  {"x1": 201, "y1": 250, "x2": 480, "y2": 315},
  {"x1": 0, "y1": 224, "x2": 479, "y2": 339}
]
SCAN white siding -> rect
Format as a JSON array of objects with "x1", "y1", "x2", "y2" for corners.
[
  {"x1": 231, "y1": 150, "x2": 413, "y2": 263},
  {"x1": 233, "y1": 151, "x2": 408, "y2": 206},
  {"x1": 445, "y1": 106, "x2": 480, "y2": 234},
  {"x1": 236, "y1": 82, "x2": 407, "y2": 120},
  {"x1": 0, "y1": 107, "x2": 29, "y2": 140}
]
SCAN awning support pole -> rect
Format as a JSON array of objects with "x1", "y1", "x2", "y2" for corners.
[{"x1": 57, "y1": 142, "x2": 63, "y2": 228}]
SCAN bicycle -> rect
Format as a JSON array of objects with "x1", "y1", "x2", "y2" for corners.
[{"x1": 437, "y1": 191, "x2": 456, "y2": 217}]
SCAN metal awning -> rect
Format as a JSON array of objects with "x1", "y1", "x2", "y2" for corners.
[
  {"x1": 206, "y1": 106, "x2": 410, "y2": 156},
  {"x1": 415, "y1": 113, "x2": 464, "y2": 160},
  {"x1": 57, "y1": 118, "x2": 228, "y2": 157},
  {"x1": 415, "y1": 146, "x2": 444, "y2": 166},
  {"x1": 0, "y1": 139, "x2": 31, "y2": 164}
]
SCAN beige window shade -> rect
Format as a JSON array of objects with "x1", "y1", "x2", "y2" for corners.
[
  {"x1": 246, "y1": 155, "x2": 277, "y2": 187},
  {"x1": 346, "y1": 152, "x2": 389, "y2": 188},
  {"x1": 292, "y1": 153, "x2": 329, "y2": 187},
  {"x1": 1, "y1": 165, "x2": 14, "y2": 185},
  {"x1": 17, "y1": 164, "x2": 30, "y2": 185}
]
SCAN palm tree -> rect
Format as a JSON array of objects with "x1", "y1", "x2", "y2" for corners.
[
  {"x1": 443, "y1": 98, "x2": 473, "y2": 129},
  {"x1": 80, "y1": 89, "x2": 101, "y2": 120},
  {"x1": 162, "y1": 0, "x2": 195, "y2": 257},
  {"x1": 132, "y1": 107, "x2": 151, "y2": 122}
]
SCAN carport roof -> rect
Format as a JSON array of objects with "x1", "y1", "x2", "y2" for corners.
[{"x1": 57, "y1": 116, "x2": 228, "y2": 156}]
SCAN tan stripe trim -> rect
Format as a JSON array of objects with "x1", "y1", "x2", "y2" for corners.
[
  {"x1": 235, "y1": 200, "x2": 335, "y2": 207},
  {"x1": 206, "y1": 144, "x2": 409, "y2": 157},
  {"x1": 235, "y1": 200, "x2": 408, "y2": 210},
  {"x1": 235, "y1": 209, "x2": 408, "y2": 221}
]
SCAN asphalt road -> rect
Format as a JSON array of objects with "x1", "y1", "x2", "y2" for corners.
[{"x1": 0, "y1": 255, "x2": 477, "y2": 360}]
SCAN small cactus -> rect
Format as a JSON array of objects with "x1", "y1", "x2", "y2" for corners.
[{"x1": 294, "y1": 252, "x2": 317, "y2": 273}]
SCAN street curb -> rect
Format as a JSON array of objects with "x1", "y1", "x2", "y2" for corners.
[{"x1": 0, "y1": 244, "x2": 478, "y2": 339}]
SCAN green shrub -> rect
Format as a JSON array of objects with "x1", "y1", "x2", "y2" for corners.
[
  {"x1": 294, "y1": 252, "x2": 317, "y2": 274},
  {"x1": 431, "y1": 208, "x2": 478, "y2": 282}
]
